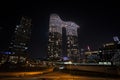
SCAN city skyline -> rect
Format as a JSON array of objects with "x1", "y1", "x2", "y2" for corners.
[{"x1": 0, "y1": 1, "x2": 120, "y2": 58}]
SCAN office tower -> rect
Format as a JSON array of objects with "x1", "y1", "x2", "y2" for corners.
[
  {"x1": 113, "y1": 36, "x2": 120, "y2": 44},
  {"x1": 65, "y1": 22, "x2": 79, "y2": 61},
  {"x1": 48, "y1": 14, "x2": 80, "y2": 61},
  {"x1": 9, "y1": 16, "x2": 32, "y2": 63},
  {"x1": 48, "y1": 14, "x2": 62, "y2": 60}
]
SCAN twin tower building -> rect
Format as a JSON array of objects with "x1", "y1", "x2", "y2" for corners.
[{"x1": 48, "y1": 14, "x2": 80, "y2": 61}]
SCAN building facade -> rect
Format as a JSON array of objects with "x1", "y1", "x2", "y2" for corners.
[
  {"x1": 48, "y1": 14, "x2": 80, "y2": 61},
  {"x1": 48, "y1": 14, "x2": 62, "y2": 60},
  {"x1": 100, "y1": 42, "x2": 120, "y2": 66},
  {"x1": 9, "y1": 16, "x2": 32, "y2": 63}
]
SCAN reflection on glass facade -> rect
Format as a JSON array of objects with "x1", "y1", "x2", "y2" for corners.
[{"x1": 48, "y1": 14, "x2": 80, "y2": 61}]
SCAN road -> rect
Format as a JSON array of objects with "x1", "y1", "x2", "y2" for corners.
[{"x1": 0, "y1": 71, "x2": 120, "y2": 80}]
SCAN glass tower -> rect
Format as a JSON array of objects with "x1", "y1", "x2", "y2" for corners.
[
  {"x1": 48, "y1": 14, "x2": 80, "y2": 61},
  {"x1": 48, "y1": 14, "x2": 62, "y2": 60}
]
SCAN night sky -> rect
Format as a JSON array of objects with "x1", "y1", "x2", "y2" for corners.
[{"x1": 0, "y1": 0, "x2": 120, "y2": 58}]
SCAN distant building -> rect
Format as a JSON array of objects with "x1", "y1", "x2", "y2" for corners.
[
  {"x1": 48, "y1": 14, "x2": 80, "y2": 61},
  {"x1": 84, "y1": 50, "x2": 100, "y2": 63},
  {"x1": 113, "y1": 36, "x2": 120, "y2": 44},
  {"x1": 66, "y1": 23, "x2": 79, "y2": 62},
  {"x1": 8, "y1": 16, "x2": 32, "y2": 63},
  {"x1": 99, "y1": 42, "x2": 120, "y2": 65},
  {"x1": 48, "y1": 14, "x2": 62, "y2": 60}
]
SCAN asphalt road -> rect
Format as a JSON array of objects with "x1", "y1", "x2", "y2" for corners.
[{"x1": 0, "y1": 71, "x2": 120, "y2": 80}]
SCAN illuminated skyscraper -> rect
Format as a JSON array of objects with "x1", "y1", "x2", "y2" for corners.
[
  {"x1": 48, "y1": 14, "x2": 62, "y2": 60},
  {"x1": 65, "y1": 22, "x2": 79, "y2": 61},
  {"x1": 48, "y1": 14, "x2": 80, "y2": 61},
  {"x1": 10, "y1": 16, "x2": 32, "y2": 56}
]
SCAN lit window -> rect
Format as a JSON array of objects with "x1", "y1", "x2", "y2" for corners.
[
  {"x1": 23, "y1": 30, "x2": 26, "y2": 32},
  {"x1": 56, "y1": 41, "x2": 58, "y2": 45},
  {"x1": 25, "y1": 47, "x2": 28, "y2": 49},
  {"x1": 16, "y1": 25, "x2": 19, "y2": 28},
  {"x1": 15, "y1": 28, "x2": 18, "y2": 30}
]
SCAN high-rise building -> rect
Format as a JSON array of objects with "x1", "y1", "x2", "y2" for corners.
[
  {"x1": 48, "y1": 14, "x2": 62, "y2": 60},
  {"x1": 65, "y1": 22, "x2": 79, "y2": 61},
  {"x1": 48, "y1": 14, "x2": 80, "y2": 61},
  {"x1": 9, "y1": 16, "x2": 32, "y2": 63}
]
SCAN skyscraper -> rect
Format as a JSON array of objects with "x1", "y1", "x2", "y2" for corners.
[
  {"x1": 9, "y1": 16, "x2": 32, "y2": 63},
  {"x1": 65, "y1": 22, "x2": 79, "y2": 61},
  {"x1": 48, "y1": 14, "x2": 80, "y2": 61},
  {"x1": 48, "y1": 14, "x2": 62, "y2": 60}
]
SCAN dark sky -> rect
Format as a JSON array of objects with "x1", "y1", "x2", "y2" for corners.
[{"x1": 0, "y1": 0, "x2": 120, "y2": 58}]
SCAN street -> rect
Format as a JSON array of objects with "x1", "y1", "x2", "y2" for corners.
[{"x1": 0, "y1": 71, "x2": 120, "y2": 80}]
